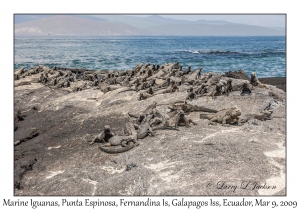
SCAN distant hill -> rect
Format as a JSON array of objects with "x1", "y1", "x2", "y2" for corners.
[
  {"x1": 14, "y1": 15, "x2": 53, "y2": 24},
  {"x1": 14, "y1": 15, "x2": 152, "y2": 36},
  {"x1": 147, "y1": 23, "x2": 285, "y2": 36},
  {"x1": 14, "y1": 15, "x2": 285, "y2": 36}
]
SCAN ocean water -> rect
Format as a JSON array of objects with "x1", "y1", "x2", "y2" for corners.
[{"x1": 14, "y1": 36, "x2": 286, "y2": 78}]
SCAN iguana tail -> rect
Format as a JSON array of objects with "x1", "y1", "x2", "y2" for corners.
[
  {"x1": 195, "y1": 106, "x2": 218, "y2": 113},
  {"x1": 157, "y1": 100, "x2": 185, "y2": 106},
  {"x1": 199, "y1": 114, "x2": 215, "y2": 120},
  {"x1": 152, "y1": 125, "x2": 180, "y2": 131},
  {"x1": 115, "y1": 87, "x2": 134, "y2": 95},
  {"x1": 99, "y1": 142, "x2": 139, "y2": 154},
  {"x1": 128, "y1": 112, "x2": 139, "y2": 118}
]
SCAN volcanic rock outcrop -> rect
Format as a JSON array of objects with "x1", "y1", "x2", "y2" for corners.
[{"x1": 14, "y1": 62, "x2": 286, "y2": 196}]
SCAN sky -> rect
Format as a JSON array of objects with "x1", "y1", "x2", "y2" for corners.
[{"x1": 127, "y1": 14, "x2": 286, "y2": 28}]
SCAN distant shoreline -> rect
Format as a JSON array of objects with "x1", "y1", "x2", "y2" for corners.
[{"x1": 259, "y1": 77, "x2": 286, "y2": 92}]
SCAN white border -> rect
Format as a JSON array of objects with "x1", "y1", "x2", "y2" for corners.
[{"x1": 2, "y1": 0, "x2": 298, "y2": 209}]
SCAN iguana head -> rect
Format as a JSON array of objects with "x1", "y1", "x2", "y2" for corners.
[
  {"x1": 242, "y1": 83, "x2": 248, "y2": 88},
  {"x1": 261, "y1": 110, "x2": 273, "y2": 116},
  {"x1": 146, "y1": 114, "x2": 153, "y2": 122},
  {"x1": 251, "y1": 72, "x2": 257, "y2": 80},
  {"x1": 231, "y1": 108, "x2": 242, "y2": 117},
  {"x1": 104, "y1": 125, "x2": 111, "y2": 133},
  {"x1": 178, "y1": 110, "x2": 185, "y2": 118},
  {"x1": 138, "y1": 114, "x2": 145, "y2": 122}
]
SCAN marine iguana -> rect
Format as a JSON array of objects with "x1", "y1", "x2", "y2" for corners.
[
  {"x1": 138, "y1": 92, "x2": 153, "y2": 101},
  {"x1": 185, "y1": 67, "x2": 202, "y2": 84},
  {"x1": 24, "y1": 66, "x2": 40, "y2": 76},
  {"x1": 139, "y1": 79, "x2": 155, "y2": 90},
  {"x1": 132, "y1": 63, "x2": 144, "y2": 75},
  {"x1": 14, "y1": 67, "x2": 25, "y2": 80},
  {"x1": 224, "y1": 79, "x2": 233, "y2": 95},
  {"x1": 14, "y1": 81, "x2": 32, "y2": 87},
  {"x1": 195, "y1": 83, "x2": 209, "y2": 96},
  {"x1": 154, "y1": 78, "x2": 171, "y2": 89},
  {"x1": 207, "y1": 74, "x2": 222, "y2": 86},
  {"x1": 131, "y1": 114, "x2": 146, "y2": 127},
  {"x1": 239, "y1": 110, "x2": 273, "y2": 123},
  {"x1": 182, "y1": 65, "x2": 191, "y2": 75},
  {"x1": 101, "y1": 135, "x2": 135, "y2": 147},
  {"x1": 140, "y1": 108, "x2": 178, "y2": 134},
  {"x1": 146, "y1": 67, "x2": 168, "y2": 81},
  {"x1": 170, "y1": 76, "x2": 183, "y2": 86},
  {"x1": 186, "y1": 87, "x2": 197, "y2": 100},
  {"x1": 170, "y1": 110, "x2": 197, "y2": 128},
  {"x1": 240, "y1": 83, "x2": 253, "y2": 95},
  {"x1": 165, "y1": 101, "x2": 218, "y2": 114},
  {"x1": 200, "y1": 107, "x2": 242, "y2": 126},
  {"x1": 99, "y1": 142, "x2": 139, "y2": 154},
  {"x1": 136, "y1": 114, "x2": 155, "y2": 139},
  {"x1": 149, "y1": 108, "x2": 169, "y2": 127},
  {"x1": 250, "y1": 72, "x2": 266, "y2": 87},
  {"x1": 153, "y1": 83, "x2": 179, "y2": 95},
  {"x1": 224, "y1": 70, "x2": 250, "y2": 80},
  {"x1": 100, "y1": 84, "x2": 121, "y2": 93},
  {"x1": 128, "y1": 101, "x2": 157, "y2": 118},
  {"x1": 205, "y1": 83, "x2": 224, "y2": 99},
  {"x1": 133, "y1": 111, "x2": 180, "y2": 139},
  {"x1": 99, "y1": 122, "x2": 139, "y2": 154},
  {"x1": 89, "y1": 125, "x2": 115, "y2": 145}
]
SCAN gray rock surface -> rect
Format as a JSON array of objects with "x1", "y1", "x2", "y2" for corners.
[{"x1": 14, "y1": 66, "x2": 286, "y2": 196}]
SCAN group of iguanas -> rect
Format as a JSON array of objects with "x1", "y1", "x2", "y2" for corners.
[
  {"x1": 14, "y1": 61, "x2": 263, "y2": 99},
  {"x1": 95, "y1": 100, "x2": 271, "y2": 154},
  {"x1": 90, "y1": 100, "x2": 216, "y2": 153},
  {"x1": 91, "y1": 99, "x2": 272, "y2": 153},
  {"x1": 14, "y1": 62, "x2": 274, "y2": 154}
]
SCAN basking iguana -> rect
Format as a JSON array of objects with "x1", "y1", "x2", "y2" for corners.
[
  {"x1": 185, "y1": 67, "x2": 202, "y2": 84},
  {"x1": 195, "y1": 83, "x2": 209, "y2": 96},
  {"x1": 154, "y1": 78, "x2": 170, "y2": 89},
  {"x1": 170, "y1": 110, "x2": 197, "y2": 128},
  {"x1": 165, "y1": 101, "x2": 218, "y2": 114},
  {"x1": 224, "y1": 79, "x2": 233, "y2": 95},
  {"x1": 182, "y1": 65, "x2": 191, "y2": 75},
  {"x1": 128, "y1": 101, "x2": 157, "y2": 118},
  {"x1": 14, "y1": 67, "x2": 25, "y2": 80},
  {"x1": 250, "y1": 72, "x2": 266, "y2": 88},
  {"x1": 99, "y1": 122, "x2": 139, "y2": 153},
  {"x1": 240, "y1": 83, "x2": 253, "y2": 95},
  {"x1": 150, "y1": 109, "x2": 180, "y2": 131},
  {"x1": 239, "y1": 110, "x2": 273, "y2": 124},
  {"x1": 136, "y1": 113, "x2": 179, "y2": 139},
  {"x1": 89, "y1": 125, "x2": 115, "y2": 145},
  {"x1": 136, "y1": 114, "x2": 155, "y2": 139},
  {"x1": 24, "y1": 66, "x2": 40, "y2": 76},
  {"x1": 204, "y1": 83, "x2": 224, "y2": 99},
  {"x1": 200, "y1": 107, "x2": 242, "y2": 126},
  {"x1": 146, "y1": 67, "x2": 168, "y2": 81},
  {"x1": 99, "y1": 141, "x2": 139, "y2": 154},
  {"x1": 138, "y1": 92, "x2": 153, "y2": 101},
  {"x1": 186, "y1": 87, "x2": 197, "y2": 100},
  {"x1": 101, "y1": 135, "x2": 135, "y2": 147},
  {"x1": 153, "y1": 83, "x2": 179, "y2": 95}
]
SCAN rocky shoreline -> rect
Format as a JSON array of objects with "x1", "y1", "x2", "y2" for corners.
[{"x1": 14, "y1": 63, "x2": 286, "y2": 196}]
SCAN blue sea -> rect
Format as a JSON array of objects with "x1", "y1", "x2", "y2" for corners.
[{"x1": 14, "y1": 36, "x2": 286, "y2": 78}]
